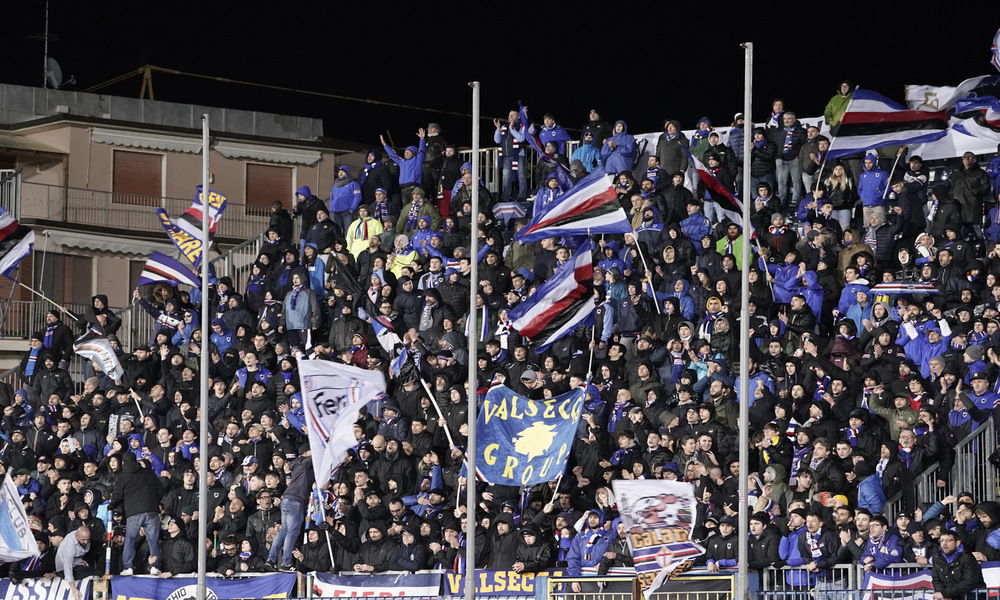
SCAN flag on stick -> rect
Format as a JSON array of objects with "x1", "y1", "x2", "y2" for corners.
[
  {"x1": 829, "y1": 88, "x2": 949, "y2": 159},
  {"x1": 0, "y1": 208, "x2": 34, "y2": 277},
  {"x1": 299, "y1": 360, "x2": 386, "y2": 482},
  {"x1": 73, "y1": 332, "x2": 125, "y2": 383},
  {"x1": 0, "y1": 472, "x2": 40, "y2": 563},
  {"x1": 516, "y1": 169, "x2": 630, "y2": 243},
  {"x1": 509, "y1": 238, "x2": 596, "y2": 352},
  {"x1": 138, "y1": 251, "x2": 202, "y2": 288}
]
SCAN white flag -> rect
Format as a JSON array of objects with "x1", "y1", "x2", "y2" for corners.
[
  {"x1": 73, "y1": 333, "x2": 124, "y2": 383},
  {"x1": 0, "y1": 472, "x2": 40, "y2": 563},
  {"x1": 905, "y1": 75, "x2": 994, "y2": 112},
  {"x1": 298, "y1": 360, "x2": 386, "y2": 484}
]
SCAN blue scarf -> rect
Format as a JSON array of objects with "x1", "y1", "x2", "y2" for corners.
[
  {"x1": 43, "y1": 325, "x2": 56, "y2": 349},
  {"x1": 289, "y1": 285, "x2": 302, "y2": 311},
  {"x1": 24, "y1": 347, "x2": 40, "y2": 377}
]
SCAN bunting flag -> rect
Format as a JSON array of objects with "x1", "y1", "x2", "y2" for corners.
[
  {"x1": 0, "y1": 472, "x2": 40, "y2": 563},
  {"x1": 515, "y1": 168, "x2": 630, "y2": 244},
  {"x1": 509, "y1": 238, "x2": 596, "y2": 352},
  {"x1": 611, "y1": 480, "x2": 703, "y2": 596},
  {"x1": 862, "y1": 569, "x2": 935, "y2": 600},
  {"x1": 684, "y1": 151, "x2": 744, "y2": 226},
  {"x1": 828, "y1": 88, "x2": 949, "y2": 159},
  {"x1": 73, "y1": 332, "x2": 125, "y2": 383},
  {"x1": 155, "y1": 186, "x2": 228, "y2": 268},
  {"x1": 299, "y1": 359, "x2": 386, "y2": 481},
  {"x1": 0, "y1": 208, "x2": 35, "y2": 277},
  {"x1": 138, "y1": 251, "x2": 202, "y2": 288}
]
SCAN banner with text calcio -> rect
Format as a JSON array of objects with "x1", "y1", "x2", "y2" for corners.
[
  {"x1": 477, "y1": 385, "x2": 584, "y2": 486},
  {"x1": 612, "y1": 479, "x2": 704, "y2": 596},
  {"x1": 312, "y1": 571, "x2": 441, "y2": 597},
  {"x1": 443, "y1": 569, "x2": 562, "y2": 596},
  {"x1": 0, "y1": 577, "x2": 92, "y2": 600},
  {"x1": 111, "y1": 572, "x2": 295, "y2": 600}
]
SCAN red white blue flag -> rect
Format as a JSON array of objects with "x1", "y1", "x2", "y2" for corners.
[
  {"x1": 829, "y1": 88, "x2": 949, "y2": 159},
  {"x1": 516, "y1": 168, "x2": 630, "y2": 243}
]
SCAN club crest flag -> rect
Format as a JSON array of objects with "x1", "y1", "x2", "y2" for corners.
[
  {"x1": 299, "y1": 359, "x2": 386, "y2": 482},
  {"x1": 476, "y1": 385, "x2": 584, "y2": 486},
  {"x1": 611, "y1": 480, "x2": 703, "y2": 596},
  {"x1": 0, "y1": 472, "x2": 40, "y2": 563}
]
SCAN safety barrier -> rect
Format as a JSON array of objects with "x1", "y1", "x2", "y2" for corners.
[
  {"x1": 762, "y1": 564, "x2": 858, "y2": 592},
  {"x1": 952, "y1": 419, "x2": 997, "y2": 502}
]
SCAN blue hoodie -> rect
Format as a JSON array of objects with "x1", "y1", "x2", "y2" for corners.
[
  {"x1": 384, "y1": 138, "x2": 427, "y2": 186},
  {"x1": 858, "y1": 153, "x2": 888, "y2": 207},
  {"x1": 567, "y1": 509, "x2": 612, "y2": 575},
  {"x1": 600, "y1": 121, "x2": 636, "y2": 174},
  {"x1": 210, "y1": 318, "x2": 234, "y2": 354},
  {"x1": 329, "y1": 165, "x2": 362, "y2": 213}
]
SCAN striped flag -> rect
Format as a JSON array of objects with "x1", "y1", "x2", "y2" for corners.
[
  {"x1": 0, "y1": 208, "x2": 34, "y2": 277},
  {"x1": 370, "y1": 317, "x2": 402, "y2": 355},
  {"x1": 684, "y1": 151, "x2": 744, "y2": 226},
  {"x1": 178, "y1": 186, "x2": 227, "y2": 237},
  {"x1": 299, "y1": 359, "x2": 386, "y2": 481},
  {"x1": 509, "y1": 238, "x2": 596, "y2": 352},
  {"x1": 862, "y1": 569, "x2": 934, "y2": 600},
  {"x1": 73, "y1": 332, "x2": 125, "y2": 383},
  {"x1": 516, "y1": 167, "x2": 630, "y2": 243},
  {"x1": 390, "y1": 346, "x2": 408, "y2": 377},
  {"x1": 138, "y1": 251, "x2": 202, "y2": 288},
  {"x1": 828, "y1": 88, "x2": 949, "y2": 159},
  {"x1": 492, "y1": 201, "x2": 526, "y2": 221}
]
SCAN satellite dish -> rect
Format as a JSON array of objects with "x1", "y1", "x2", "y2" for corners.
[{"x1": 45, "y1": 57, "x2": 62, "y2": 88}]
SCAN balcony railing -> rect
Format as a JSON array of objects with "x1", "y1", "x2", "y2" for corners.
[{"x1": 16, "y1": 181, "x2": 270, "y2": 241}]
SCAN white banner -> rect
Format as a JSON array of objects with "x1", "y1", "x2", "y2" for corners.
[
  {"x1": 298, "y1": 360, "x2": 385, "y2": 483},
  {"x1": 611, "y1": 479, "x2": 703, "y2": 596},
  {"x1": 0, "y1": 472, "x2": 40, "y2": 563}
]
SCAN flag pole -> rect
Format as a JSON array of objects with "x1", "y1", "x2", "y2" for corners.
[
  {"x1": 415, "y1": 369, "x2": 457, "y2": 450},
  {"x1": 737, "y1": 41, "x2": 753, "y2": 600},
  {"x1": 882, "y1": 149, "x2": 904, "y2": 201},
  {"x1": 197, "y1": 114, "x2": 210, "y2": 600},
  {"x1": 465, "y1": 80, "x2": 480, "y2": 600},
  {"x1": 629, "y1": 231, "x2": 661, "y2": 314},
  {"x1": 5, "y1": 277, "x2": 81, "y2": 321}
]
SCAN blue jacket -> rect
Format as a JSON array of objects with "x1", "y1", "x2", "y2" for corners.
[
  {"x1": 571, "y1": 140, "x2": 601, "y2": 173},
  {"x1": 680, "y1": 212, "x2": 712, "y2": 250},
  {"x1": 856, "y1": 475, "x2": 886, "y2": 514},
  {"x1": 773, "y1": 263, "x2": 801, "y2": 304},
  {"x1": 329, "y1": 166, "x2": 363, "y2": 213},
  {"x1": 567, "y1": 510, "x2": 612, "y2": 575},
  {"x1": 837, "y1": 282, "x2": 870, "y2": 315},
  {"x1": 860, "y1": 533, "x2": 902, "y2": 570},
  {"x1": 600, "y1": 121, "x2": 636, "y2": 174},
  {"x1": 384, "y1": 139, "x2": 426, "y2": 186},
  {"x1": 537, "y1": 122, "x2": 573, "y2": 155},
  {"x1": 210, "y1": 319, "x2": 234, "y2": 355},
  {"x1": 858, "y1": 153, "x2": 888, "y2": 207}
]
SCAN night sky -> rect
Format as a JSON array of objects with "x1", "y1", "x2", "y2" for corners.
[{"x1": 3, "y1": 3, "x2": 999, "y2": 147}]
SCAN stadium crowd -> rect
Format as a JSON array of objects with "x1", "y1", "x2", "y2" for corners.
[{"x1": 4, "y1": 89, "x2": 1000, "y2": 600}]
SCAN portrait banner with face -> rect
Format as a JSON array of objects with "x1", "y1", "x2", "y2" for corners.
[{"x1": 611, "y1": 479, "x2": 704, "y2": 596}]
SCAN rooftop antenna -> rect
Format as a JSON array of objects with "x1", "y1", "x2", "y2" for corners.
[{"x1": 31, "y1": 0, "x2": 74, "y2": 89}]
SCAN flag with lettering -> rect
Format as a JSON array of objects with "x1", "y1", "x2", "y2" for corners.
[
  {"x1": 475, "y1": 385, "x2": 584, "y2": 486},
  {"x1": 299, "y1": 359, "x2": 386, "y2": 481},
  {"x1": 155, "y1": 186, "x2": 228, "y2": 268},
  {"x1": 0, "y1": 472, "x2": 40, "y2": 563},
  {"x1": 611, "y1": 480, "x2": 703, "y2": 596}
]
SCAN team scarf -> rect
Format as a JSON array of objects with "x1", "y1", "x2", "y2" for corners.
[
  {"x1": 372, "y1": 199, "x2": 388, "y2": 223},
  {"x1": 898, "y1": 445, "x2": 913, "y2": 469},
  {"x1": 783, "y1": 127, "x2": 796, "y2": 153},
  {"x1": 860, "y1": 386, "x2": 874, "y2": 409},
  {"x1": 289, "y1": 285, "x2": 303, "y2": 311},
  {"x1": 583, "y1": 529, "x2": 604, "y2": 561},
  {"x1": 846, "y1": 425, "x2": 865, "y2": 448},
  {"x1": 790, "y1": 445, "x2": 811, "y2": 481},
  {"x1": 405, "y1": 198, "x2": 423, "y2": 232},
  {"x1": 608, "y1": 398, "x2": 630, "y2": 433},
  {"x1": 43, "y1": 324, "x2": 57, "y2": 349},
  {"x1": 278, "y1": 264, "x2": 295, "y2": 290},
  {"x1": 876, "y1": 456, "x2": 889, "y2": 478},
  {"x1": 24, "y1": 346, "x2": 40, "y2": 377},
  {"x1": 725, "y1": 232, "x2": 739, "y2": 255},
  {"x1": 806, "y1": 529, "x2": 824, "y2": 559},
  {"x1": 610, "y1": 442, "x2": 637, "y2": 466},
  {"x1": 354, "y1": 217, "x2": 370, "y2": 240},
  {"x1": 813, "y1": 376, "x2": 830, "y2": 402},
  {"x1": 246, "y1": 273, "x2": 265, "y2": 297}
]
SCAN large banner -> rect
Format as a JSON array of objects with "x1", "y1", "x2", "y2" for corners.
[
  {"x1": 0, "y1": 472, "x2": 40, "y2": 563},
  {"x1": 442, "y1": 569, "x2": 559, "y2": 596},
  {"x1": 312, "y1": 571, "x2": 440, "y2": 597},
  {"x1": 0, "y1": 577, "x2": 91, "y2": 600},
  {"x1": 111, "y1": 572, "x2": 295, "y2": 600},
  {"x1": 612, "y1": 480, "x2": 704, "y2": 596},
  {"x1": 476, "y1": 385, "x2": 584, "y2": 486}
]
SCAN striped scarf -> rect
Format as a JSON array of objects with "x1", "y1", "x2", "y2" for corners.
[
  {"x1": 24, "y1": 346, "x2": 40, "y2": 377},
  {"x1": 289, "y1": 285, "x2": 303, "y2": 311},
  {"x1": 405, "y1": 199, "x2": 423, "y2": 232},
  {"x1": 372, "y1": 200, "x2": 388, "y2": 223},
  {"x1": 43, "y1": 325, "x2": 56, "y2": 349}
]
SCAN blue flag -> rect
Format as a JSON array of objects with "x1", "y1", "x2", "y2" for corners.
[
  {"x1": 390, "y1": 346, "x2": 408, "y2": 377},
  {"x1": 475, "y1": 385, "x2": 584, "y2": 486}
]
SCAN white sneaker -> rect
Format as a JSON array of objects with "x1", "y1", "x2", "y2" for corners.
[
  {"x1": 149, "y1": 567, "x2": 161, "y2": 575},
  {"x1": 120, "y1": 569, "x2": 133, "y2": 576}
]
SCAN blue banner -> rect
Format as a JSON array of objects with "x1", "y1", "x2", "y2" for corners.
[
  {"x1": 111, "y1": 572, "x2": 295, "y2": 600},
  {"x1": 476, "y1": 385, "x2": 584, "y2": 486},
  {"x1": 313, "y1": 571, "x2": 441, "y2": 597},
  {"x1": 0, "y1": 577, "x2": 92, "y2": 600},
  {"x1": 443, "y1": 569, "x2": 562, "y2": 596}
]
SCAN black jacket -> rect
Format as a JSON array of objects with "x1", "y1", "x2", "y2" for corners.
[
  {"x1": 162, "y1": 532, "x2": 196, "y2": 574},
  {"x1": 109, "y1": 452, "x2": 162, "y2": 517},
  {"x1": 932, "y1": 546, "x2": 985, "y2": 600},
  {"x1": 747, "y1": 525, "x2": 785, "y2": 572}
]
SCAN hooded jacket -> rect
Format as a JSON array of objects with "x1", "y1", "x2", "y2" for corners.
[
  {"x1": 330, "y1": 166, "x2": 363, "y2": 213},
  {"x1": 567, "y1": 509, "x2": 612, "y2": 575},
  {"x1": 656, "y1": 120, "x2": 690, "y2": 175},
  {"x1": 109, "y1": 452, "x2": 162, "y2": 517},
  {"x1": 600, "y1": 121, "x2": 636, "y2": 174},
  {"x1": 358, "y1": 523, "x2": 400, "y2": 572}
]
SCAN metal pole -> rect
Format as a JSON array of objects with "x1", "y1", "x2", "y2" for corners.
[
  {"x1": 737, "y1": 41, "x2": 753, "y2": 600},
  {"x1": 197, "y1": 114, "x2": 210, "y2": 600},
  {"x1": 465, "y1": 80, "x2": 480, "y2": 600}
]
